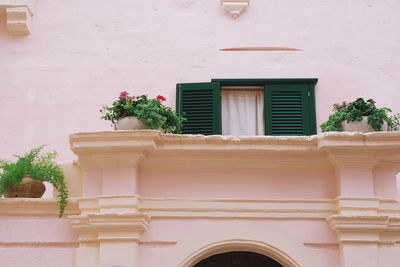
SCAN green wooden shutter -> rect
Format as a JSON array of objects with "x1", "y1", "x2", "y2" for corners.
[
  {"x1": 264, "y1": 84, "x2": 316, "y2": 135},
  {"x1": 176, "y1": 82, "x2": 221, "y2": 135}
]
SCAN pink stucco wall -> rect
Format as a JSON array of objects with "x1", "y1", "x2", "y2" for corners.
[
  {"x1": 139, "y1": 169, "x2": 337, "y2": 199},
  {"x1": 1, "y1": 0, "x2": 400, "y2": 161},
  {"x1": 0, "y1": 215, "x2": 77, "y2": 266},
  {"x1": 140, "y1": 218, "x2": 340, "y2": 267},
  {"x1": 1, "y1": 1, "x2": 400, "y2": 267}
]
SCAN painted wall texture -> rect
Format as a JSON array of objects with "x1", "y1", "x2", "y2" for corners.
[
  {"x1": 1, "y1": 1, "x2": 400, "y2": 267},
  {"x1": 1, "y1": 0, "x2": 400, "y2": 160}
]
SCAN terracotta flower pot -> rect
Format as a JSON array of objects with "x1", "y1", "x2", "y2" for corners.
[
  {"x1": 341, "y1": 116, "x2": 388, "y2": 132},
  {"x1": 114, "y1": 116, "x2": 148, "y2": 130},
  {"x1": 3, "y1": 175, "x2": 46, "y2": 198}
]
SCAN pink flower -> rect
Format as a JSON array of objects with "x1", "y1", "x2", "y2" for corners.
[
  {"x1": 120, "y1": 91, "x2": 128, "y2": 95},
  {"x1": 120, "y1": 95, "x2": 126, "y2": 99},
  {"x1": 156, "y1": 95, "x2": 166, "y2": 101},
  {"x1": 126, "y1": 99, "x2": 129, "y2": 102}
]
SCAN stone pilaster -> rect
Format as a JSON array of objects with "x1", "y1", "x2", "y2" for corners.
[
  {"x1": 69, "y1": 197, "x2": 149, "y2": 267},
  {"x1": 328, "y1": 215, "x2": 388, "y2": 267}
]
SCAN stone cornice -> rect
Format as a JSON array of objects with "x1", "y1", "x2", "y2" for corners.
[
  {"x1": 88, "y1": 213, "x2": 150, "y2": 231},
  {"x1": 2, "y1": 196, "x2": 397, "y2": 220},
  {"x1": 69, "y1": 212, "x2": 150, "y2": 243},
  {"x1": 328, "y1": 215, "x2": 389, "y2": 232},
  {"x1": 69, "y1": 131, "x2": 400, "y2": 171},
  {"x1": 328, "y1": 214, "x2": 400, "y2": 244}
]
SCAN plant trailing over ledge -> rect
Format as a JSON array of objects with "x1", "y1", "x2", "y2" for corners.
[
  {"x1": 320, "y1": 98, "x2": 400, "y2": 132},
  {"x1": 0, "y1": 146, "x2": 68, "y2": 217},
  {"x1": 100, "y1": 91, "x2": 186, "y2": 133}
]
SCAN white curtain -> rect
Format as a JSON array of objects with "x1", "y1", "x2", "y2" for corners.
[{"x1": 221, "y1": 90, "x2": 264, "y2": 135}]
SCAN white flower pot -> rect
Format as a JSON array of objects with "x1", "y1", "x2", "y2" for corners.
[
  {"x1": 341, "y1": 116, "x2": 388, "y2": 132},
  {"x1": 114, "y1": 116, "x2": 148, "y2": 130}
]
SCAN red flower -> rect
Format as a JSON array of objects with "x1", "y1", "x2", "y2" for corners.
[
  {"x1": 126, "y1": 99, "x2": 129, "y2": 102},
  {"x1": 157, "y1": 95, "x2": 166, "y2": 101},
  {"x1": 120, "y1": 91, "x2": 128, "y2": 95}
]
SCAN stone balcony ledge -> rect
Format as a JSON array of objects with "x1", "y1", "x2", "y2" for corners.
[
  {"x1": 0, "y1": 198, "x2": 79, "y2": 216},
  {"x1": 69, "y1": 131, "x2": 400, "y2": 171}
]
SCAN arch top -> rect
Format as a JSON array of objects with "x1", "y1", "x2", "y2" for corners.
[
  {"x1": 158, "y1": 220, "x2": 322, "y2": 267},
  {"x1": 193, "y1": 251, "x2": 283, "y2": 267}
]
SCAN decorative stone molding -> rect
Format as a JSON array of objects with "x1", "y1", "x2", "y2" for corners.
[
  {"x1": 328, "y1": 215, "x2": 390, "y2": 243},
  {"x1": 327, "y1": 213, "x2": 400, "y2": 267},
  {"x1": 335, "y1": 197, "x2": 380, "y2": 216},
  {"x1": 69, "y1": 215, "x2": 98, "y2": 244},
  {"x1": 68, "y1": 196, "x2": 150, "y2": 267},
  {"x1": 88, "y1": 213, "x2": 150, "y2": 242},
  {"x1": 69, "y1": 196, "x2": 149, "y2": 238},
  {"x1": 141, "y1": 198, "x2": 336, "y2": 219},
  {"x1": 221, "y1": 0, "x2": 249, "y2": 19},
  {"x1": 0, "y1": 0, "x2": 33, "y2": 35},
  {"x1": 70, "y1": 131, "x2": 400, "y2": 172},
  {"x1": 70, "y1": 130, "x2": 160, "y2": 170}
]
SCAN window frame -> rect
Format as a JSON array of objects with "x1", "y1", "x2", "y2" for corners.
[{"x1": 177, "y1": 78, "x2": 318, "y2": 136}]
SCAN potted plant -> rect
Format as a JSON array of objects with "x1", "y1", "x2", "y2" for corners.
[
  {"x1": 100, "y1": 91, "x2": 186, "y2": 133},
  {"x1": 0, "y1": 146, "x2": 68, "y2": 217},
  {"x1": 320, "y1": 98, "x2": 400, "y2": 132}
]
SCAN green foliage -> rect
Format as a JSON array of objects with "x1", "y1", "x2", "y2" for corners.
[
  {"x1": 388, "y1": 113, "x2": 400, "y2": 131},
  {"x1": 100, "y1": 91, "x2": 186, "y2": 133},
  {"x1": 0, "y1": 146, "x2": 68, "y2": 217},
  {"x1": 320, "y1": 98, "x2": 397, "y2": 132},
  {"x1": 320, "y1": 111, "x2": 346, "y2": 132}
]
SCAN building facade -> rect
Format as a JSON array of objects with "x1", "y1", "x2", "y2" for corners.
[{"x1": 1, "y1": 1, "x2": 400, "y2": 266}]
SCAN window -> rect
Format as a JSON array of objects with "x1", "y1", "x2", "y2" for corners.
[{"x1": 176, "y1": 79, "x2": 317, "y2": 136}]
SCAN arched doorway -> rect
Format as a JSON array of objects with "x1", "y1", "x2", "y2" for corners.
[
  {"x1": 158, "y1": 221, "x2": 322, "y2": 267},
  {"x1": 193, "y1": 251, "x2": 283, "y2": 267}
]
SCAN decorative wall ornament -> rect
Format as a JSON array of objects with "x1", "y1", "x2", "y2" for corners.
[
  {"x1": 0, "y1": 0, "x2": 33, "y2": 35},
  {"x1": 221, "y1": 0, "x2": 249, "y2": 19}
]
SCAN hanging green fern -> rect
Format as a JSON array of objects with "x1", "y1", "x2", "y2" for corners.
[{"x1": 0, "y1": 146, "x2": 68, "y2": 217}]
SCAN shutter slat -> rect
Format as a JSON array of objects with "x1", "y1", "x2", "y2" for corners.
[
  {"x1": 265, "y1": 84, "x2": 311, "y2": 136},
  {"x1": 271, "y1": 90, "x2": 304, "y2": 135},
  {"x1": 177, "y1": 82, "x2": 221, "y2": 135}
]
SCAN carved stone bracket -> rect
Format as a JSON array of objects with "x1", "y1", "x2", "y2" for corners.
[
  {"x1": 0, "y1": 0, "x2": 33, "y2": 35},
  {"x1": 221, "y1": 0, "x2": 249, "y2": 19}
]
